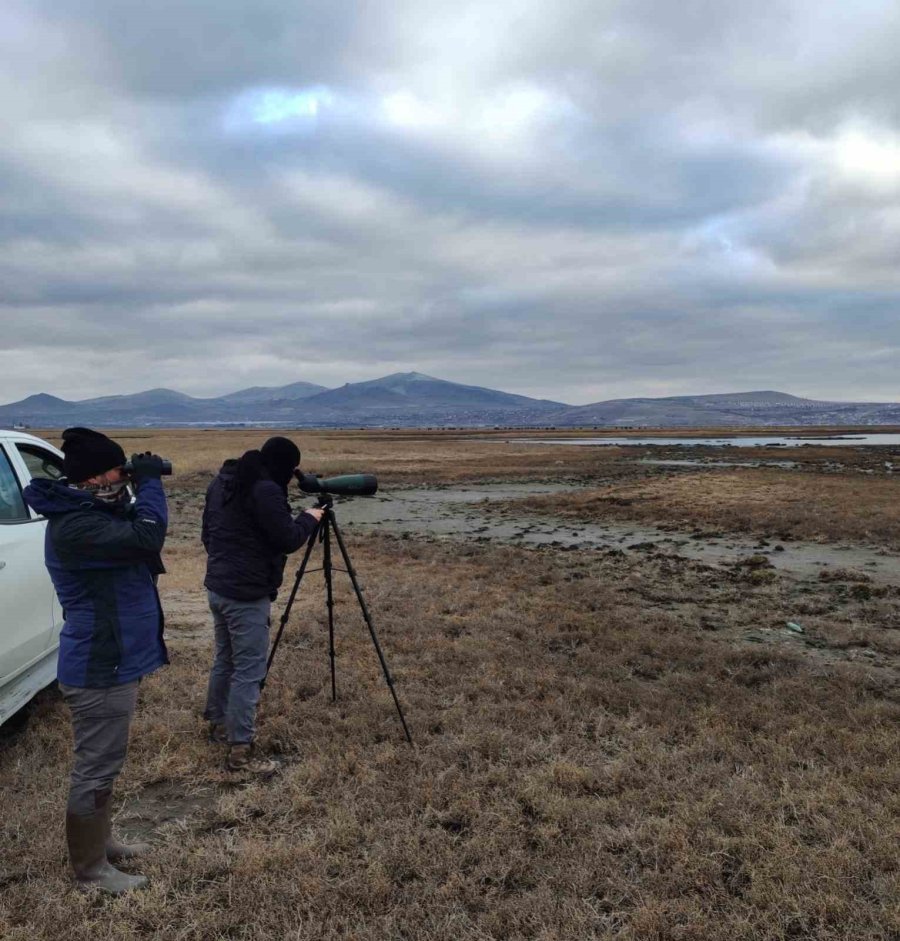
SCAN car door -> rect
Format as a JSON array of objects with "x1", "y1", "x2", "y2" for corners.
[
  {"x1": 13, "y1": 441, "x2": 66, "y2": 651},
  {"x1": 0, "y1": 442, "x2": 50, "y2": 681}
]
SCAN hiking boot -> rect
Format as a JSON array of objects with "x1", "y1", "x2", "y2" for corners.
[
  {"x1": 66, "y1": 808, "x2": 148, "y2": 894},
  {"x1": 225, "y1": 743, "x2": 279, "y2": 776},
  {"x1": 97, "y1": 789, "x2": 151, "y2": 863},
  {"x1": 207, "y1": 721, "x2": 228, "y2": 745}
]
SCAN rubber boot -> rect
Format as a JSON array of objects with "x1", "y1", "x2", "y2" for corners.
[
  {"x1": 97, "y1": 789, "x2": 151, "y2": 863},
  {"x1": 66, "y1": 795, "x2": 148, "y2": 894}
]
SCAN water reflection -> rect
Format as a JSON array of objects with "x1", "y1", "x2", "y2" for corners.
[{"x1": 513, "y1": 434, "x2": 900, "y2": 448}]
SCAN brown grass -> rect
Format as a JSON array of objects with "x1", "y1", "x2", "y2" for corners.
[
  {"x1": 34, "y1": 428, "x2": 631, "y2": 487},
  {"x1": 2, "y1": 432, "x2": 898, "y2": 939},
  {"x1": 515, "y1": 468, "x2": 900, "y2": 550},
  {"x1": 1, "y1": 532, "x2": 898, "y2": 940}
]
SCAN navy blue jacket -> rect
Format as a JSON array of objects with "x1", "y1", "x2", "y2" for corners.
[
  {"x1": 23, "y1": 478, "x2": 169, "y2": 688},
  {"x1": 202, "y1": 460, "x2": 318, "y2": 602}
]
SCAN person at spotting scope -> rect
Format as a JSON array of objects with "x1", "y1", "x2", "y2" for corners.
[
  {"x1": 22, "y1": 427, "x2": 169, "y2": 895},
  {"x1": 201, "y1": 436, "x2": 324, "y2": 775}
]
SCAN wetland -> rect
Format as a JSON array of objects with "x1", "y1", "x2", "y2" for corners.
[{"x1": 1, "y1": 427, "x2": 897, "y2": 941}]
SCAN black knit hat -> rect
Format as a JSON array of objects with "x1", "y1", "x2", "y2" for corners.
[
  {"x1": 61, "y1": 427, "x2": 126, "y2": 483},
  {"x1": 260, "y1": 436, "x2": 301, "y2": 489}
]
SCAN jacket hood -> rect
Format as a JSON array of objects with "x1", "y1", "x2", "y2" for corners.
[
  {"x1": 216, "y1": 458, "x2": 277, "y2": 504},
  {"x1": 216, "y1": 459, "x2": 238, "y2": 502},
  {"x1": 217, "y1": 459, "x2": 238, "y2": 476},
  {"x1": 23, "y1": 477, "x2": 110, "y2": 516}
]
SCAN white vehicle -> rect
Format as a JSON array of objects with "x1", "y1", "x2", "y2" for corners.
[{"x1": 0, "y1": 431, "x2": 65, "y2": 725}]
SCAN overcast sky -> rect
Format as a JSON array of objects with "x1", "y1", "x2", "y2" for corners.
[{"x1": 2, "y1": 1, "x2": 899, "y2": 405}]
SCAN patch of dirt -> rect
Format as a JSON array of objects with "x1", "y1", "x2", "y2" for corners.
[{"x1": 115, "y1": 781, "x2": 218, "y2": 842}]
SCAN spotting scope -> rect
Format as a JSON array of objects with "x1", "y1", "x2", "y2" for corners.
[{"x1": 295, "y1": 471, "x2": 378, "y2": 497}]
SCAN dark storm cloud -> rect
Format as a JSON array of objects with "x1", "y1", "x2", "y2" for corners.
[{"x1": 2, "y1": 0, "x2": 900, "y2": 404}]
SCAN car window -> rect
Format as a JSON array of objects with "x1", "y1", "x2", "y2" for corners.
[
  {"x1": 16, "y1": 444, "x2": 64, "y2": 482},
  {"x1": 0, "y1": 447, "x2": 28, "y2": 522}
]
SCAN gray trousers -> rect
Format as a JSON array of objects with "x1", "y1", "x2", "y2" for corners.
[
  {"x1": 59, "y1": 681, "x2": 139, "y2": 816},
  {"x1": 203, "y1": 590, "x2": 272, "y2": 745}
]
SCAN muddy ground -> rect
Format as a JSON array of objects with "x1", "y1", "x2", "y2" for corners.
[{"x1": 1, "y1": 431, "x2": 898, "y2": 940}]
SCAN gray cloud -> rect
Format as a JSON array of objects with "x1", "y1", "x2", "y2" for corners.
[{"x1": 2, "y1": 0, "x2": 899, "y2": 405}]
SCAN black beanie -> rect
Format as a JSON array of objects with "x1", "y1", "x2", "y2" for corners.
[
  {"x1": 61, "y1": 427, "x2": 126, "y2": 483},
  {"x1": 260, "y1": 436, "x2": 301, "y2": 489}
]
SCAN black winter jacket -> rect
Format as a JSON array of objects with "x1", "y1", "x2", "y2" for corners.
[{"x1": 202, "y1": 460, "x2": 318, "y2": 601}]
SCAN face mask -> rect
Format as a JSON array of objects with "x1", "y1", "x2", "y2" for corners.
[{"x1": 80, "y1": 480, "x2": 130, "y2": 505}]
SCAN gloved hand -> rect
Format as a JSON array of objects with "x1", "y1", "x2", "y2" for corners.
[{"x1": 129, "y1": 452, "x2": 165, "y2": 481}]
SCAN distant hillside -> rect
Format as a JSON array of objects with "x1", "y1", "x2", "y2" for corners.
[
  {"x1": 547, "y1": 391, "x2": 900, "y2": 428},
  {"x1": 216, "y1": 381, "x2": 327, "y2": 405},
  {"x1": 0, "y1": 373, "x2": 561, "y2": 427},
  {"x1": 7, "y1": 393, "x2": 82, "y2": 420},
  {"x1": 1, "y1": 377, "x2": 898, "y2": 428},
  {"x1": 304, "y1": 372, "x2": 562, "y2": 413}
]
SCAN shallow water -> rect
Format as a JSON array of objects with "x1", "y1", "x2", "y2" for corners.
[
  {"x1": 512, "y1": 434, "x2": 900, "y2": 448},
  {"x1": 330, "y1": 483, "x2": 899, "y2": 585},
  {"x1": 639, "y1": 458, "x2": 799, "y2": 469}
]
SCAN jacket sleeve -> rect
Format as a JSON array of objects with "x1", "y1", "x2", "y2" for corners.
[
  {"x1": 52, "y1": 479, "x2": 168, "y2": 567},
  {"x1": 251, "y1": 480, "x2": 318, "y2": 554}
]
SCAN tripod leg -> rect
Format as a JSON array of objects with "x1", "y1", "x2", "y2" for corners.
[
  {"x1": 328, "y1": 513, "x2": 413, "y2": 744},
  {"x1": 262, "y1": 519, "x2": 320, "y2": 688},
  {"x1": 322, "y1": 514, "x2": 337, "y2": 702}
]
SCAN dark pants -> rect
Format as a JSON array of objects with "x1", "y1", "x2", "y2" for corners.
[
  {"x1": 203, "y1": 590, "x2": 271, "y2": 744},
  {"x1": 59, "y1": 681, "x2": 139, "y2": 815}
]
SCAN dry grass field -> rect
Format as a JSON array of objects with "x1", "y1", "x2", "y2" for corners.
[
  {"x1": 29, "y1": 428, "x2": 634, "y2": 485},
  {"x1": 1, "y1": 430, "x2": 898, "y2": 940}
]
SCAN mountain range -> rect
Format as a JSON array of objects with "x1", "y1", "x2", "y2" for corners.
[{"x1": 2, "y1": 372, "x2": 899, "y2": 428}]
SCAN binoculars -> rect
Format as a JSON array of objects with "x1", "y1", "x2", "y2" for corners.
[{"x1": 122, "y1": 459, "x2": 173, "y2": 476}]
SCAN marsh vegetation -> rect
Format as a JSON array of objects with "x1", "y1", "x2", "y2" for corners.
[{"x1": 1, "y1": 429, "x2": 897, "y2": 940}]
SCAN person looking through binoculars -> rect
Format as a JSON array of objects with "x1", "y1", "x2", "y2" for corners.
[
  {"x1": 201, "y1": 436, "x2": 323, "y2": 774},
  {"x1": 23, "y1": 427, "x2": 169, "y2": 895}
]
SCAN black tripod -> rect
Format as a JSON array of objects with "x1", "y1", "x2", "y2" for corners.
[{"x1": 262, "y1": 496, "x2": 413, "y2": 744}]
